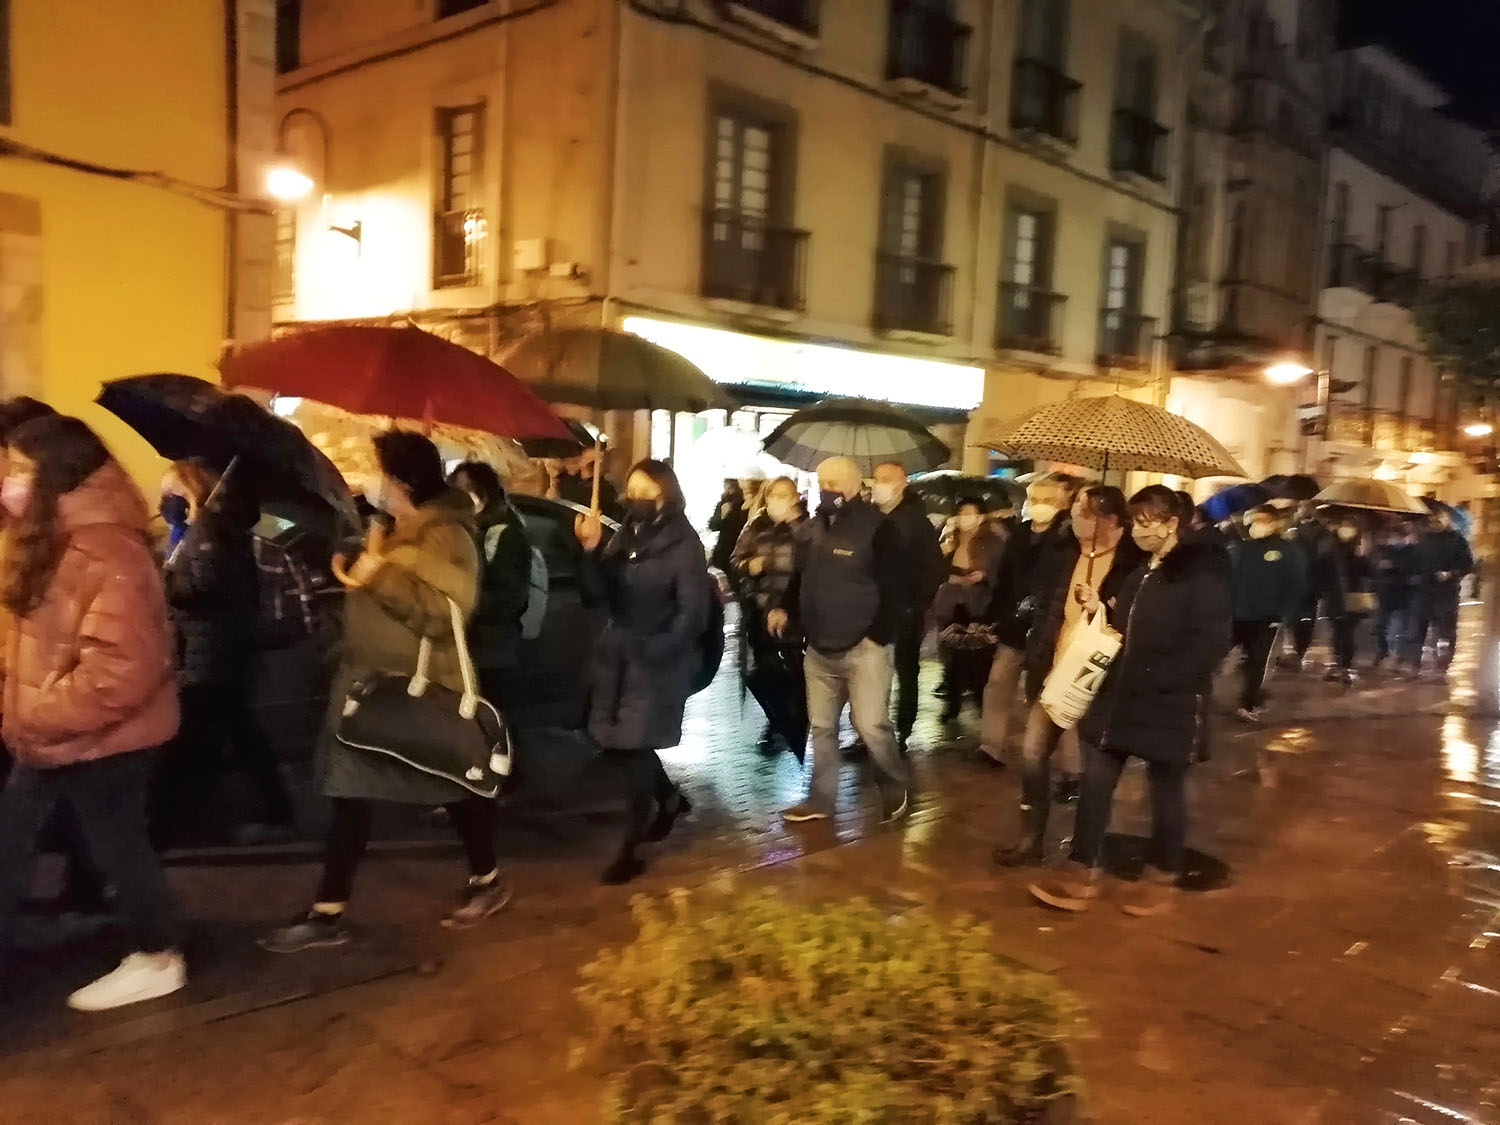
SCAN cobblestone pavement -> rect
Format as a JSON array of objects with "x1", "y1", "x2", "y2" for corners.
[{"x1": 1, "y1": 613, "x2": 1498, "y2": 1123}]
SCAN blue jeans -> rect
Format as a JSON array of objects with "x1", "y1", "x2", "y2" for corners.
[
  {"x1": 805, "y1": 639, "x2": 910, "y2": 812},
  {"x1": 1069, "y1": 741, "x2": 1188, "y2": 876}
]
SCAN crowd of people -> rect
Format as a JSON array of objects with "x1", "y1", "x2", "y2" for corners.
[{"x1": 0, "y1": 393, "x2": 1476, "y2": 1015}]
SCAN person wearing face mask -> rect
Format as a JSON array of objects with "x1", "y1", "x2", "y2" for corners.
[
  {"x1": 1312, "y1": 518, "x2": 1374, "y2": 685},
  {"x1": 979, "y1": 475, "x2": 1076, "y2": 766},
  {"x1": 1028, "y1": 485, "x2": 1231, "y2": 917},
  {"x1": 1371, "y1": 521, "x2": 1420, "y2": 671},
  {"x1": 1226, "y1": 506, "x2": 1307, "y2": 722},
  {"x1": 870, "y1": 462, "x2": 945, "y2": 752},
  {"x1": 932, "y1": 497, "x2": 1006, "y2": 724},
  {"x1": 448, "y1": 461, "x2": 531, "y2": 702},
  {"x1": 770, "y1": 456, "x2": 911, "y2": 823},
  {"x1": 994, "y1": 485, "x2": 1143, "y2": 868},
  {"x1": 574, "y1": 459, "x2": 711, "y2": 884},
  {"x1": 156, "y1": 459, "x2": 292, "y2": 846},
  {"x1": 731, "y1": 476, "x2": 808, "y2": 758},
  {"x1": 1406, "y1": 509, "x2": 1474, "y2": 681},
  {"x1": 261, "y1": 432, "x2": 511, "y2": 954},
  {"x1": 708, "y1": 478, "x2": 749, "y2": 581}
]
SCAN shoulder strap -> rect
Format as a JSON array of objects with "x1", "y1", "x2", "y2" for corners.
[{"x1": 407, "y1": 598, "x2": 480, "y2": 720}]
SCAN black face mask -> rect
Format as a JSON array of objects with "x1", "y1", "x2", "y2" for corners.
[
  {"x1": 624, "y1": 498, "x2": 658, "y2": 524},
  {"x1": 159, "y1": 495, "x2": 190, "y2": 527},
  {"x1": 818, "y1": 490, "x2": 845, "y2": 518}
]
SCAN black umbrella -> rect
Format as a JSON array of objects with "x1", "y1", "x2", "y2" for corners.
[
  {"x1": 907, "y1": 471, "x2": 1023, "y2": 516},
  {"x1": 518, "y1": 417, "x2": 600, "y2": 459},
  {"x1": 97, "y1": 374, "x2": 358, "y2": 532},
  {"x1": 1261, "y1": 473, "x2": 1320, "y2": 502},
  {"x1": 763, "y1": 398, "x2": 950, "y2": 476}
]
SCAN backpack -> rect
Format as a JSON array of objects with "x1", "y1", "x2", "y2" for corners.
[
  {"x1": 484, "y1": 523, "x2": 549, "y2": 641},
  {"x1": 691, "y1": 571, "x2": 728, "y2": 695}
]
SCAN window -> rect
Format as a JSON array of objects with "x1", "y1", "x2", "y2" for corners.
[
  {"x1": 433, "y1": 103, "x2": 486, "y2": 288},
  {"x1": 1111, "y1": 31, "x2": 1165, "y2": 179},
  {"x1": 1099, "y1": 238, "x2": 1148, "y2": 361},
  {"x1": 1, "y1": 0, "x2": 10, "y2": 126},
  {"x1": 272, "y1": 208, "x2": 296, "y2": 305},
  {"x1": 998, "y1": 205, "x2": 1062, "y2": 352},
  {"x1": 437, "y1": 0, "x2": 487, "y2": 17},
  {"x1": 1226, "y1": 200, "x2": 1248, "y2": 279},
  {"x1": 1410, "y1": 224, "x2": 1427, "y2": 277},
  {"x1": 887, "y1": 0, "x2": 970, "y2": 97},
  {"x1": 874, "y1": 159, "x2": 953, "y2": 334},
  {"x1": 1012, "y1": 0, "x2": 1077, "y2": 142},
  {"x1": 1186, "y1": 183, "x2": 1211, "y2": 280},
  {"x1": 1320, "y1": 334, "x2": 1337, "y2": 379},
  {"x1": 1374, "y1": 204, "x2": 1392, "y2": 260},
  {"x1": 702, "y1": 104, "x2": 807, "y2": 310},
  {"x1": 1018, "y1": 0, "x2": 1067, "y2": 65},
  {"x1": 275, "y1": 0, "x2": 300, "y2": 74},
  {"x1": 1330, "y1": 181, "x2": 1350, "y2": 245}
]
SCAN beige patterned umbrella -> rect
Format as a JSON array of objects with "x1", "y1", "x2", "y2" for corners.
[{"x1": 978, "y1": 394, "x2": 1246, "y2": 479}]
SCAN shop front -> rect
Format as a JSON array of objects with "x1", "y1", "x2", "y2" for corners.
[{"x1": 620, "y1": 316, "x2": 984, "y2": 528}]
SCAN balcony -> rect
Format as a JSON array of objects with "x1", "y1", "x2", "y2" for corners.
[
  {"x1": 701, "y1": 210, "x2": 809, "y2": 313},
  {"x1": 1372, "y1": 262, "x2": 1421, "y2": 309},
  {"x1": 997, "y1": 283, "x2": 1066, "y2": 354},
  {"x1": 1097, "y1": 308, "x2": 1155, "y2": 367},
  {"x1": 725, "y1": 0, "x2": 819, "y2": 45},
  {"x1": 1010, "y1": 58, "x2": 1081, "y2": 146},
  {"x1": 886, "y1": 1, "x2": 970, "y2": 100},
  {"x1": 1326, "y1": 404, "x2": 1371, "y2": 446},
  {"x1": 874, "y1": 253, "x2": 955, "y2": 336},
  {"x1": 433, "y1": 208, "x2": 485, "y2": 289},
  {"x1": 1110, "y1": 108, "x2": 1169, "y2": 181},
  {"x1": 1325, "y1": 242, "x2": 1376, "y2": 294}
]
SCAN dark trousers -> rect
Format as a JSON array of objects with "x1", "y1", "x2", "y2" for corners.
[
  {"x1": 1331, "y1": 613, "x2": 1358, "y2": 670},
  {"x1": 1407, "y1": 586, "x2": 1461, "y2": 671},
  {"x1": 1373, "y1": 597, "x2": 1409, "y2": 660},
  {"x1": 1231, "y1": 620, "x2": 1279, "y2": 710},
  {"x1": 744, "y1": 616, "x2": 808, "y2": 756},
  {"x1": 939, "y1": 644, "x2": 993, "y2": 711},
  {"x1": 1290, "y1": 613, "x2": 1316, "y2": 660},
  {"x1": 893, "y1": 622, "x2": 923, "y2": 742},
  {"x1": 1070, "y1": 741, "x2": 1188, "y2": 876},
  {"x1": 615, "y1": 750, "x2": 678, "y2": 856},
  {"x1": 154, "y1": 679, "x2": 293, "y2": 842},
  {"x1": 0, "y1": 751, "x2": 178, "y2": 957},
  {"x1": 316, "y1": 796, "x2": 498, "y2": 904}
]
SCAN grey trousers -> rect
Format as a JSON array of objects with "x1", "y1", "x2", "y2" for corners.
[
  {"x1": 980, "y1": 645, "x2": 1026, "y2": 757},
  {"x1": 805, "y1": 640, "x2": 910, "y2": 812}
]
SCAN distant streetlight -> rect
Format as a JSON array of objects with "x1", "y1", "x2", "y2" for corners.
[
  {"x1": 1464, "y1": 422, "x2": 1493, "y2": 438},
  {"x1": 1265, "y1": 360, "x2": 1314, "y2": 385},
  {"x1": 265, "y1": 163, "x2": 314, "y2": 202}
]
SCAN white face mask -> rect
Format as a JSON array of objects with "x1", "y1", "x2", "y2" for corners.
[
  {"x1": 871, "y1": 482, "x2": 899, "y2": 509},
  {"x1": 957, "y1": 512, "x2": 982, "y2": 533},
  {"x1": 765, "y1": 497, "x2": 794, "y2": 523},
  {"x1": 1337, "y1": 525, "x2": 1359, "y2": 542},
  {"x1": 1027, "y1": 502, "x2": 1058, "y2": 528},
  {"x1": 1248, "y1": 522, "x2": 1275, "y2": 540}
]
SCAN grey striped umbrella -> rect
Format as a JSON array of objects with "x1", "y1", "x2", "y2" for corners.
[
  {"x1": 977, "y1": 394, "x2": 1246, "y2": 478},
  {"x1": 762, "y1": 399, "x2": 950, "y2": 476}
]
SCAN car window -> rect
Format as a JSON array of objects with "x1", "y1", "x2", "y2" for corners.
[{"x1": 512, "y1": 496, "x2": 614, "y2": 585}]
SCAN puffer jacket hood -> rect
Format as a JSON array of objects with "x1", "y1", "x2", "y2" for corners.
[{"x1": 3, "y1": 462, "x2": 180, "y2": 767}]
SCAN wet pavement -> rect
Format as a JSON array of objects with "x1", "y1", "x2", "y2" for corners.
[{"x1": 1, "y1": 612, "x2": 1499, "y2": 1123}]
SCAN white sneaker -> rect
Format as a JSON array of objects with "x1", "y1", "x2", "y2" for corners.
[{"x1": 67, "y1": 952, "x2": 186, "y2": 1012}]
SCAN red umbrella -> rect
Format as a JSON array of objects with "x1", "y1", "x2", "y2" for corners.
[{"x1": 221, "y1": 325, "x2": 572, "y2": 442}]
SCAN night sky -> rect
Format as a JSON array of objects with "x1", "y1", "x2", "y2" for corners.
[{"x1": 1342, "y1": 1, "x2": 1500, "y2": 130}]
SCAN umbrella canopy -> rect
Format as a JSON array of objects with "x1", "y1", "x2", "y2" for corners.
[
  {"x1": 1202, "y1": 482, "x2": 1272, "y2": 524},
  {"x1": 221, "y1": 325, "x2": 572, "y2": 443},
  {"x1": 96, "y1": 374, "x2": 358, "y2": 531},
  {"x1": 518, "y1": 417, "x2": 600, "y2": 459},
  {"x1": 498, "y1": 327, "x2": 735, "y2": 414},
  {"x1": 1312, "y1": 480, "x2": 1428, "y2": 515},
  {"x1": 762, "y1": 398, "x2": 950, "y2": 476},
  {"x1": 908, "y1": 470, "x2": 1024, "y2": 515},
  {"x1": 1261, "y1": 473, "x2": 1320, "y2": 502},
  {"x1": 978, "y1": 395, "x2": 1246, "y2": 479}
]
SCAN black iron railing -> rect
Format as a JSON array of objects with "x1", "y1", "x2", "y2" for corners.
[
  {"x1": 886, "y1": 1, "x2": 971, "y2": 97},
  {"x1": 728, "y1": 0, "x2": 819, "y2": 35},
  {"x1": 1097, "y1": 308, "x2": 1156, "y2": 367},
  {"x1": 997, "y1": 283, "x2": 1066, "y2": 353},
  {"x1": 701, "y1": 211, "x2": 810, "y2": 312},
  {"x1": 1373, "y1": 262, "x2": 1421, "y2": 308},
  {"x1": 1110, "y1": 108, "x2": 1169, "y2": 181},
  {"x1": 1010, "y1": 58, "x2": 1081, "y2": 145},
  {"x1": 874, "y1": 253, "x2": 955, "y2": 336},
  {"x1": 1325, "y1": 242, "x2": 1377, "y2": 293},
  {"x1": 433, "y1": 208, "x2": 485, "y2": 288}
]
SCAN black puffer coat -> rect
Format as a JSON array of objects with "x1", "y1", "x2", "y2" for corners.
[
  {"x1": 163, "y1": 505, "x2": 258, "y2": 688},
  {"x1": 583, "y1": 510, "x2": 711, "y2": 751},
  {"x1": 1078, "y1": 540, "x2": 1232, "y2": 766},
  {"x1": 988, "y1": 517, "x2": 1073, "y2": 650}
]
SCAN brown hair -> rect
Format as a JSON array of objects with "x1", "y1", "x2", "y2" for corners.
[
  {"x1": 1128, "y1": 484, "x2": 1183, "y2": 526},
  {"x1": 1077, "y1": 484, "x2": 1128, "y2": 525},
  {"x1": 3, "y1": 416, "x2": 113, "y2": 616},
  {"x1": 164, "y1": 458, "x2": 221, "y2": 508},
  {"x1": 627, "y1": 458, "x2": 686, "y2": 516}
]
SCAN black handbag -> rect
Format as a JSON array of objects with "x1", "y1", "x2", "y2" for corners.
[{"x1": 335, "y1": 598, "x2": 513, "y2": 798}]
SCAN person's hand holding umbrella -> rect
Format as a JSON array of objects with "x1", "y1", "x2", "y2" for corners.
[
  {"x1": 332, "y1": 522, "x2": 387, "y2": 588},
  {"x1": 574, "y1": 509, "x2": 603, "y2": 552}
]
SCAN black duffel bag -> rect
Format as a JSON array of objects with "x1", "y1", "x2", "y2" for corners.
[{"x1": 336, "y1": 598, "x2": 513, "y2": 798}]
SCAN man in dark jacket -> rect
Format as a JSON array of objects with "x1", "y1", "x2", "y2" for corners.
[
  {"x1": 871, "y1": 462, "x2": 945, "y2": 750},
  {"x1": 772, "y1": 457, "x2": 911, "y2": 822},
  {"x1": 1227, "y1": 505, "x2": 1307, "y2": 720},
  {"x1": 1406, "y1": 509, "x2": 1474, "y2": 680},
  {"x1": 995, "y1": 484, "x2": 1144, "y2": 867},
  {"x1": 1372, "y1": 522, "x2": 1420, "y2": 668},
  {"x1": 451, "y1": 462, "x2": 531, "y2": 701},
  {"x1": 979, "y1": 474, "x2": 1074, "y2": 764}
]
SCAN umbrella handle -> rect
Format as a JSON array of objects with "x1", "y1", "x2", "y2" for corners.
[
  {"x1": 199, "y1": 454, "x2": 241, "y2": 517},
  {"x1": 590, "y1": 433, "x2": 602, "y2": 516}
]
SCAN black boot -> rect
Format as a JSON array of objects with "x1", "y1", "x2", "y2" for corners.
[{"x1": 993, "y1": 802, "x2": 1048, "y2": 868}]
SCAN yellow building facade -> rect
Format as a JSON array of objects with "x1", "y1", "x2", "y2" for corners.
[{"x1": 0, "y1": 0, "x2": 275, "y2": 482}]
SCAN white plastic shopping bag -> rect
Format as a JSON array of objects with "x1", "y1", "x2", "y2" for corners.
[{"x1": 1038, "y1": 608, "x2": 1122, "y2": 730}]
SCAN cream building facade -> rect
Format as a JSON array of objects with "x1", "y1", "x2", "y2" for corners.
[{"x1": 272, "y1": 0, "x2": 1199, "y2": 489}]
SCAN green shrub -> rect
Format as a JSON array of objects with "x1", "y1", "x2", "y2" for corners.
[{"x1": 572, "y1": 886, "x2": 1083, "y2": 1124}]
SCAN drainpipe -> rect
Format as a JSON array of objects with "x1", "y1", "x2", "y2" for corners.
[
  {"x1": 960, "y1": 0, "x2": 996, "y2": 475},
  {"x1": 221, "y1": 0, "x2": 240, "y2": 358}
]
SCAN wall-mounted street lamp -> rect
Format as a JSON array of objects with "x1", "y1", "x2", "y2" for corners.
[
  {"x1": 266, "y1": 107, "x2": 363, "y2": 255},
  {"x1": 1464, "y1": 422, "x2": 1493, "y2": 438},
  {"x1": 1265, "y1": 360, "x2": 1314, "y2": 385}
]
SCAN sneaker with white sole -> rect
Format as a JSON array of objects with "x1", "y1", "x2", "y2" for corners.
[
  {"x1": 782, "y1": 801, "x2": 830, "y2": 823},
  {"x1": 442, "y1": 874, "x2": 513, "y2": 930},
  {"x1": 880, "y1": 789, "x2": 910, "y2": 824},
  {"x1": 67, "y1": 951, "x2": 186, "y2": 1012}
]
